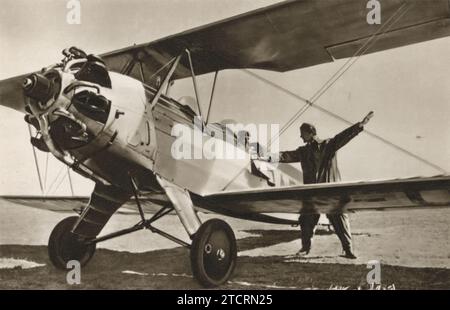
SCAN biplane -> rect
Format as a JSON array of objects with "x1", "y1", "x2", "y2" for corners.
[{"x1": 1, "y1": 0, "x2": 449, "y2": 287}]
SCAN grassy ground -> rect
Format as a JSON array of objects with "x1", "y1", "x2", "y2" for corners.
[
  {"x1": 1, "y1": 201, "x2": 449, "y2": 289},
  {"x1": 0, "y1": 229, "x2": 448, "y2": 289}
]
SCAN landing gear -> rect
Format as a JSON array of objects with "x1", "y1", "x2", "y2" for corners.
[
  {"x1": 47, "y1": 177, "x2": 238, "y2": 288},
  {"x1": 48, "y1": 216, "x2": 96, "y2": 270},
  {"x1": 191, "y1": 219, "x2": 237, "y2": 287}
]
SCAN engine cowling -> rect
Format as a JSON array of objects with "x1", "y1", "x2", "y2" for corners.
[{"x1": 22, "y1": 47, "x2": 155, "y2": 187}]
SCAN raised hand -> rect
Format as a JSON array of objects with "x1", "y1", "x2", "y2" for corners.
[{"x1": 361, "y1": 111, "x2": 374, "y2": 126}]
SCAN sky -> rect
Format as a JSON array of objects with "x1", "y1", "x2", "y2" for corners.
[{"x1": 0, "y1": 0, "x2": 449, "y2": 196}]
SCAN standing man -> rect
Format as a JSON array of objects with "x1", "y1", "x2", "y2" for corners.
[{"x1": 262, "y1": 112, "x2": 374, "y2": 259}]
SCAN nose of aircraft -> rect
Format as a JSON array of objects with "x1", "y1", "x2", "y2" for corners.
[
  {"x1": 22, "y1": 77, "x2": 33, "y2": 90},
  {"x1": 0, "y1": 74, "x2": 30, "y2": 113},
  {"x1": 23, "y1": 73, "x2": 53, "y2": 102}
]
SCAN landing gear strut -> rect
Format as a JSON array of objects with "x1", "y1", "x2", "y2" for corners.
[{"x1": 47, "y1": 179, "x2": 237, "y2": 287}]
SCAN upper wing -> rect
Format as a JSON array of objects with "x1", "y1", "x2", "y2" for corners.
[
  {"x1": 192, "y1": 175, "x2": 450, "y2": 223},
  {"x1": 102, "y1": 0, "x2": 450, "y2": 81},
  {"x1": 2, "y1": 1, "x2": 449, "y2": 112}
]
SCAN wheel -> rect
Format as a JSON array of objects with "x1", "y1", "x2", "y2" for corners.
[
  {"x1": 48, "y1": 216, "x2": 96, "y2": 270},
  {"x1": 190, "y1": 219, "x2": 237, "y2": 287}
]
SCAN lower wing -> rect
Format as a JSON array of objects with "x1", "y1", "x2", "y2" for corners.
[
  {"x1": 192, "y1": 175, "x2": 450, "y2": 224},
  {"x1": 0, "y1": 194, "x2": 170, "y2": 214},
  {"x1": 2, "y1": 175, "x2": 449, "y2": 225}
]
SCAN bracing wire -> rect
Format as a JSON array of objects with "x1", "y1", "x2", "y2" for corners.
[
  {"x1": 45, "y1": 165, "x2": 66, "y2": 195},
  {"x1": 43, "y1": 152, "x2": 49, "y2": 191},
  {"x1": 148, "y1": 56, "x2": 177, "y2": 82},
  {"x1": 221, "y1": 2, "x2": 446, "y2": 190},
  {"x1": 308, "y1": 105, "x2": 447, "y2": 174},
  {"x1": 241, "y1": 8, "x2": 445, "y2": 174},
  {"x1": 67, "y1": 167, "x2": 74, "y2": 196},
  {"x1": 27, "y1": 124, "x2": 44, "y2": 194},
  {"x1": 269, "y1": 2, "x2": 411, "y2": 149},
  {"x1": 309, "y1": 4, "x2": 411, "y2": 104},
  {"x1": 51, "y1": 170, "x2": 69, "y2": 195}
]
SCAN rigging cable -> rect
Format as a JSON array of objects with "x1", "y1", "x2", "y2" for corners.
[
  {"x1": 246, "y1": 71, "x2": 447, "y2": 173},
  {"x1": 222, "y1": 3, "x2": 410, "y2": 191},
  {"x1": 242, "y1": 10, "x2": 445, "y2": 172},
  {"x1": 67, "y1": 167, "x2": 75, "y2": 196},
  {"x1": 269, "y1": 2, "x2": 411, "y2": 148},
  {"x1": 148, "y1": 56, "x2": 177, "y2": 82},
  {"x1": 46, "y1": 164, "x2": 66, "y2": 195},
  {"x1": 27, "y1": 124, "x2": 44, "y2": 194},
  {"x1": 309, "y1": 6, "x2": 411, "y2": 104},
  {"x1": 258, "y1": 2, "x2": 445, "y2": 173},
  {"x1": 43, "y1": 152, "x2": 49, "y2": 191},
  {"x1": 51, "y1": 169, "x2": 69, "y2": 196},
  {"x1": 221, "y1": 2, "x2": 446, "y2": 190}
]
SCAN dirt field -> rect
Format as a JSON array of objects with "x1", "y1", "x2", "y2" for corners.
[{"x1": 0, "y1": 200, "x2": 449, "y2": 289}]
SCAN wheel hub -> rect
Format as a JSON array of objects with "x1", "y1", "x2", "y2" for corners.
[
  {"x1": 204, "y1": 243, "x2": 212, "y2": 254},
  {"x1": 216, "y1": 248, "x2": 226, "y2": 260}
]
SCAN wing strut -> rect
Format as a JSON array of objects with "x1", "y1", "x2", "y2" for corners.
[
  {"x1": 138, "y1": 60, "x2": 146, "y2": 83},
  {"x1": 186, "y1": 49, "x2": 205, "y2": 124},
  {"x1": 120, "y1": 58, "x2": 136, "y2": 76},
  {"x1": 205, "y1": 71, "x2": 219, "y2": 124},
  {"x1": 150, "y1": 55, "x2": 181, "y2": 109}
]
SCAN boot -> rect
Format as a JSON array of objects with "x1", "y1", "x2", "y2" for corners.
[
  {"x1": 343, "y1": 248, "x2": 357, "y2": 259},
  {"x1": 296, "y1": 247, "x2": 310, "y2": 256}
]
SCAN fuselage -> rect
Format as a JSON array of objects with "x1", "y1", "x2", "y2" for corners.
[{"x1": 20, "y1": 53, "x2": 299, "y2": 196}]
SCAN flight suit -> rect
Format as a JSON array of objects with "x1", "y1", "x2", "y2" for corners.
[{"x1": 277, "y1": 123, "x2": 363, "y2": 253}]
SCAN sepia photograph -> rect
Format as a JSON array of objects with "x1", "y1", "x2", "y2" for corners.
[{"x1": 0, "y1": 0, "x2": 449, "y2": 293}]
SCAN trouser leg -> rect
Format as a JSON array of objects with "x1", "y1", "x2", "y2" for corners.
[
  {"x1": 326, "y1": 213, "x2": 352, "y2": 251},
  {"x1": 299, "y1": 213, "x2": 320, "y2": 249}
]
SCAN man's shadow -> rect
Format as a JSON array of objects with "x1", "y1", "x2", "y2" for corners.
[{"x1": 238, "y1": 227, "x2": 335, "y2": 252}]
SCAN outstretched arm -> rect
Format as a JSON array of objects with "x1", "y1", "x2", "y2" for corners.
[
  {"x1": 329, "y1": 111, "x2": 374, "y2": 152},
  {"x1": 278, "y1": 148, "x2": 303, "y2": 163},
  {"x1": 258, "y1": 147, "x2": 304, "y2": 163}
]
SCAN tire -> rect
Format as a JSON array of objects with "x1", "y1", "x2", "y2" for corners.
[
  {"x1": 190, "y1": 219, "x2": 237, "y2": 287},
  {"x1": 48, "y1": 216, "x2": 96, "y2": 270}
]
